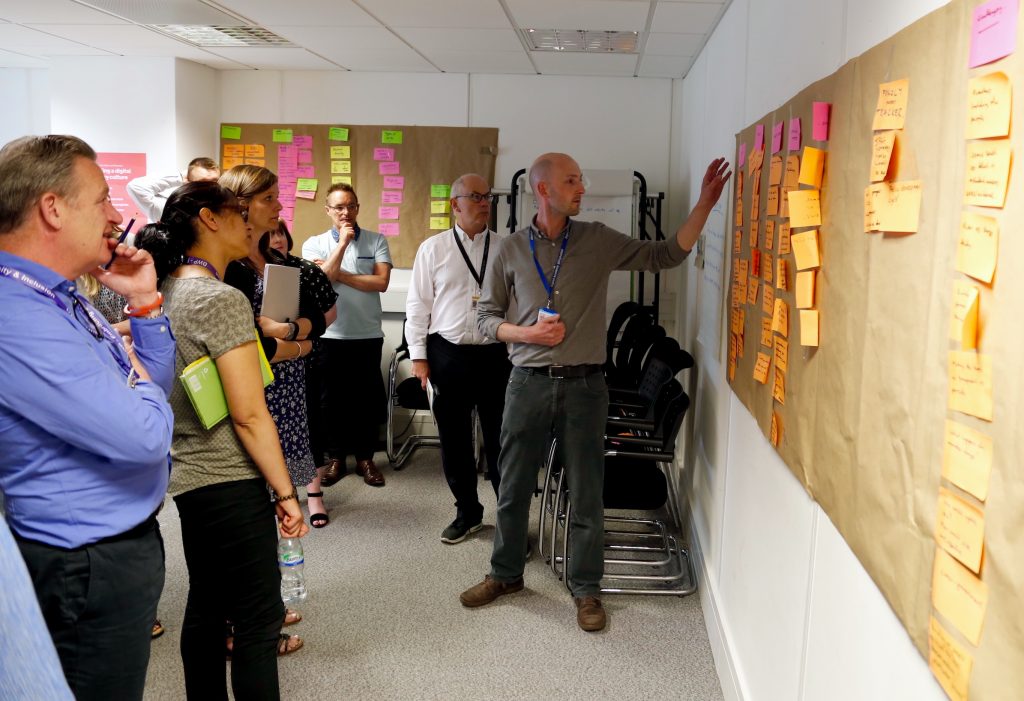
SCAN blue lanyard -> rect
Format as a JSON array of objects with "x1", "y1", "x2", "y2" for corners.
[
  {"x1": 184, "y1": 256, "x2": 221, "y2": 280},
  {"x1": 529, "y1": 226, "x2": 570, "y2": 309},
  {"x1": 0, "y1": 264, "x2": 138, "y2": 384}
]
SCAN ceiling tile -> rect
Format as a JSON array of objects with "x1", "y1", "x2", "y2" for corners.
[
  {"x1": 0, "y1": 24, "x2": 113, "y2": 54},
  {"x1": 530, "y1": 51, "x2": 638, "y2": 76},
  {"x1": 0, "y1": 0, "x2": 129, "y2": 24},
  {"x1": 394, "y1": 27, "x2": 523, "y2": 53},
  {"x1": 27, "y1": 24, "x2": 196, "y2": 53},
  {"x1": 202, "y1": 47, "x2": 342, "y2": 70},
  {"x1": 426, "y1": 50, "x2": 534, "y2": 74},
  {"x1": 651, "y1": 1, "x2": 724, "y2": 34},
  {"x1": 644, "y1": 32, "x2": 704, "y2": 56},
  {"x1": 358, "y1": 0, "x2": 511, "y2": 29},
  {"x1": 637, "y1": 53, "x2": 692, "y2": 78},
  {"x1": 0, "y1": 48, "x2": 49, "y2": 67},
  {"x1": 269, "y1": 25, "x2": 409, "y2": 53},
  {"x1": 320, "y1": 48, "x2": 437, "y2": 72},
  {"x1": 505, "y1": 0, "x2": 650, "y2": 31},
  {"x1": 214, "y1": 0, "x2": 380, "y2": 27}
]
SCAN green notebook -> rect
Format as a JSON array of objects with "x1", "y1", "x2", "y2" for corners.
[{"x1": 179, "y1": 332, "x2": 274, "y2": 429}]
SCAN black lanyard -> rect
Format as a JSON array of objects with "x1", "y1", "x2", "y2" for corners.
[
  {"x1": 529, "y1": 226, "x2": 570, "y2": 309},
  {"x1": 452, "y1": 228, "x2": 489, "y2": 287}
]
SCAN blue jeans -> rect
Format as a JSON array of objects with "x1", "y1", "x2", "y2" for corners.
[{"x1": 490, "y1": 367, "x2": 609, "y2": 597}]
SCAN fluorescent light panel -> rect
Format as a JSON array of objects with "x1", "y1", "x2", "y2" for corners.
[{"x1": 522, "y1": 28, "x2": 639, "y2": 53}]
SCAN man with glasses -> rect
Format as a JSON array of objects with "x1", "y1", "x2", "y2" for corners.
[
  {"x1": 406, "y1": 174, "x2": 511, "y2": 544},
  {"x1": 303, "y1": 183, "x2": 393, "y2": 487},
  {"x1": 0, "y1": 135, "x2": 175, "y2": 699},
  {"x1": 460, "y1": 152, "x2": 730, "y2": 632}
]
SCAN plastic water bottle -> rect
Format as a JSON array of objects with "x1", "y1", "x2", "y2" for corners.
[{"x1": 277, "y1": 537, "x2": 307, "y2": 604}]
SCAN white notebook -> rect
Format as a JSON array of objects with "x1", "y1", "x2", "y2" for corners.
[{"x1": 259, "y1": 264, "x2": 300, "y2": 322}]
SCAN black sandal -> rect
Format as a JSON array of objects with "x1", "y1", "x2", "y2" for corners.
[{"x1": 307, "y1": 491, "x2": 329, "y2": 528}]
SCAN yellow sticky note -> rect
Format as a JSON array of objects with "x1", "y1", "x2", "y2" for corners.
[
  {"x1": 768, "y1": 154, "x2": 783, "y2": 185},
  {"x1": 956, "y1": 212, "x2": 998, "y2": 284},
  {"x1": 928, "y1": 617, "x2": 972, "y2": 701},
  {"x1": 949, "y1": 281, "x2": 979, "y2": 350},
  {"x1": 331, "y1": 175, "x2": 352, "y2": 185},
  {"x1": 864, "y1": 183, "x2": 882, "y2": 232},
  {"x1": 772, "y1": 368, "x2": 786, "y2": 404},
  {"x1": 936, "y1": 486, "x2": 985, "y2": 574},
  {"x1": 776, "y1": 259, "x2": 788, "y2": 291},
  {"x1": 795, "y1": 270, "x2": 816, "y2": 308},
  {"x1": 879, "y1": 180, "x2": 922, "y2": 233},
  {"x1": 770, "y1": 411, "x2": 782, "y2": 446},
  {"x1": 873, "y1": 78, "x2": 909, "y2": 131},
  {"x1": 800, "y1": 310, "x2": 819, "y2": 346},
  {"x1": 948, "y1": 351, "x2": 993, "y2": 421},
  {"x1": 766, "y1": 186, "x2": 780, "y2": 216},
  {"x1": 429, "y1": 216, "x2": 450, "y2": 230},
  {"x1": 771, "y1": 298, "x2": 789, "y2": 337},
  {"x1": 791, "y1": 229, "x2": 821, "y2": 270},
  {"x1": 964, "y1": 140, "x2": 1011, "y2": 208},
  {"x1": 760, "y1": 315, "x2": 772, "y2": 347},
  {"x1": 331, "y1": 160, "x2": 351, "y2": 174},
  {"x1": 784, "y1": 154, "x2": 800, "y2": 189},
  {"x1": 932, "y1": 548, "x2": 988, "y2": 646},
  {"x1": 762, "y1": 283, "x2": 775, "y2": 315},
  {"x1": 223, "y1": 143, "x2": 245, "y2": 158},
  {"x1": 774, "y1": 335, "x2": 789, "y2": 374},
  {"x1": 942, "y1": 420, "x2": 993, "y2": 502},
  {"x1": 753, "y1": 352, "x2": 771, "y2": 384},
  {"x1": 244, "y1": 144, "x2": 264, "y2": 158},
  {"x1": 222, "y1": 156, "x2": 243, "y2": 170},
  {"x1": 870, "y1": 131, "x2": 896, "y2": 182},
  {"x1": 966, "y1": 71, "x2": 1011, "y2": 140},
  {"x1": 330, "y1": 145, "x2": 350, "y2": 159},
  {"x1": 798, "y1": 146, "x2": 825, "y2": 188},
  {"x1": 778, "y1": 222, "x2": 791, "y2": 255},
  {"x1": 430, "y1": 201, "x2": 450, "y2": 214},
  {"x1": 787, "y1": 189, "x2": 821, "y2": 228}
]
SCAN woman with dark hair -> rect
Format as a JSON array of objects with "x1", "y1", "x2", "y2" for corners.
[
  {"x1": 136, "y1": 180, "x2": 308, "y2": 701},
  {"x1": 219, "y1": 166, "x2": 334, "y2": 528}
]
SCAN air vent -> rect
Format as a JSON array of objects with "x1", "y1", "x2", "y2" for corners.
[
  {"x1": 522, "y1": 29, "x2": 639, "y2": 53},
  {"x1": 152, "y1": 25, "x2": 295, "y2": 47}
]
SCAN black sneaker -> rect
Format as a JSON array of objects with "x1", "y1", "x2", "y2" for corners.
[{"x1": 441, "y1": 517, "x2": 483, "y2": 544}]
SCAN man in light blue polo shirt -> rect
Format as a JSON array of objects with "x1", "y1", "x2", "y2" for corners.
[{"x1": 302, "y1": 183, "x2": 393, "y2": 487}]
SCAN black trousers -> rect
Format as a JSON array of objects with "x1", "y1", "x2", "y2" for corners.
[
  {"x1": 427, "y1": 333, "x2": 511, "y2": 522},
  {"x1": 305, "y1": 345, "x2": 327, "y2": 466},
  {"x1": 174, "y1": 478, "x2": 284, "y2": 701},
  {"x1": 320, "y1": 337, "x2": 386, "y2": 462},
  {"x1": 16, "y1": 515, "x2": 165, "y2": 701}
]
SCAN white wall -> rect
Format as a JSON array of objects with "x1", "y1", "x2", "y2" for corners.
[
  {"x1": 679, "y1": 1, "x2": 952, "y2": 700},
  {"x1": 174, "y1": 59, "x2": 219, "y2": 169},
  {"x1": 0, "y1": 68, "x2": 49, "y2": 145}
]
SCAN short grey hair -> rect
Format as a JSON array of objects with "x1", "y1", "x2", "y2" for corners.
[
  {"x1": 0, "y1": 134, "x2": 96, "y2": 234},
  {"x1": 450, "y1": 173, "x2": 487, "y2": 198}
]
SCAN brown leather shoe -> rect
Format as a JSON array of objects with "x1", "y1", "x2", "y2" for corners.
[
  {"x1": 320, "y1": 459, "x2": 343, "y2": 487},
  {"x1": 460, "y1": 575, "x2": 524, "y2": 608},
  {"x1": 574, "y1": 596, "x2": 606, "y2": 632},
  {"x1": 356, "y1": 459, "x2": 385, "y2": 486}
]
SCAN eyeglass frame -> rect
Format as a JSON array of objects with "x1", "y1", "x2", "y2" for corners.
[
  {"x1": 326, "y1": 203, "x2": 360, "y2": 213},
  {"x1": 453, "y1": 191, "x2": 493, "y2": 203}
]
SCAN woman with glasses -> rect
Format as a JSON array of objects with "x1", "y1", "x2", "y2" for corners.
[{"x1": 134, "y1": 181, "x2": 307, "y2": 701}]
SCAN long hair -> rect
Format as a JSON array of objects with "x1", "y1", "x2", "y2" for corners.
[{"x1": 258, "y1": 220, "x2": 293, "y2": 264}]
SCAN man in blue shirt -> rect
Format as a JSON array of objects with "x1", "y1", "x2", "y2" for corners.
[{"x1": 0, "y1": 135, "x2": 176, "y2": 701}]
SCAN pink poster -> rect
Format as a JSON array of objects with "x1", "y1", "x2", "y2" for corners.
[{"x1": 96, "y1": 152, "x2": 148, "y2": 227}]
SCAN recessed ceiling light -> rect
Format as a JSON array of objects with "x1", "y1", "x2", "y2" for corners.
[
  {"x1": 521, "y1": 29, "x2": 640, "y2": 53},
  {"x1": 153, "y1": 25, "x2": 295, "y2": 47}
]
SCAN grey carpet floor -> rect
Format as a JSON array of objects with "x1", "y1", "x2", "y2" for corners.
[{"x1": 144, "y1": 450, "x2": 723, "y2": 701}]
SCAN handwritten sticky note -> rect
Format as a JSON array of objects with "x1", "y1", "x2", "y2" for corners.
[
  {"x1": 956, "y1": 212, "x2": 998, "y2": 283},
  {"x1": 928, "y1": 616, "x2": 972, "y2": 701},
  {"x1": 788, "y1": 189, "x2": 821, "y2": 227},
  {"x1": 881, "y1": 180, "x2": 922, "y2": 232},
  {"x1": 223, "y1": 144, "x2": 245, "y2": 158},
  {"x1": 277, "y1": 144, "x2": 297, "y2": 165},
  {"x1": 382, "y1": 190, "x2": 403, "y2": 205},
  {"x1": 870, "y1": 132, "x2": 896, "y2": 182},
  {"x1": 738, "y1": 142, "x2": 747, "y2": 168},
  {"x1": 331, "y1": 176, "x2": 352, "y2": 185},
  {"x1": 753, "y1": 352, "x2": 771, "y2": 383},
  {"x1": 429, "y1": 216, "x2": 450, "y2": 230},
  {"x1": 776, "y1": 258, "x2": 788, "y2": 290},
  {"x1": 748, "y1": 146, "x2": 765, "y2": 175},
  {"x1": 379, "y1": 223, "x2": 399, "y2": 237},
  {"x1": 381, "y1": 129, "x2": 403, "y2": 144},
  {"x1": 769, "y1": 155, "x2": 783, "y2": 185},
  {"x1": 770, "y1": 411, "x2": 782, "y2": 446},
  {"x1": 272, "y1": 129, "x2": 294, "y2": 143},
  {"x1": 330, "y1": 145, "x2": 350, "y2": 160},
  {"x1": 967, "y1": 72, "x2": 1011, "y2": 139},
  {"x1": 864, "y1": 184, "x2": 882, "y2": 232},
  {"x1": 221, "y1": 124, "x2": 242, "y2": 139},
  {"x1": 378, "y1": 206, "x2": 400, "y2": 220},
  {"x1": 873, "y1": 79, "x2": 909, "y2": 131},
  {"x1": 950, "y1": 281, "x2": 980, "y2": 350},
  {"x1": 754, "y1": 124, "x2": 765, "y2": 151},
  {"x1": 812, "y1": 102, "x2": 831, "y2": 140},
  {"x1": 297, "y1": 150, "x2": 313, "y2": 165},
  {"x1": 799, "y1": 310, "x2": 819, "y2": 346},
  {"x1": 774, "y1": 335, "x2": 789, "y2": 374},
  {"x1": 763, "y1": 220, "x2": 776, "y2": 251},
  {"x1": 430, "y1": 200, "x2": 450, "y2": 214},
  {"x1": 942, "y1": 420, "x2": 993, "y2": 501},
  {"x1": 295, "y1": 190, "x2": 316, "y2": 201},
  {"x1": 752, "y1": 250, "x2": 762, "y2": 278},
  {"x1": 373, "y1": 147, "x2": 395, "y2": 162},
  {"x1": 795, "y1": 271, "x2": 816, "y2": 308},
  {"x1": 295, "y1": 178, "x2": 318, "y2": 192},
  {"x1": 791, "y1": 230, "x2": 821, "y2": 270},
  {"x1": 747, "y1": 276, "x2": 759, "y2": 306},
  {"x1": 788, "y1": 118, "x2": 801, "y2": 152},
  {"x1": 244, "y1": 144, "x2": 264, "y2": 158},
  {"x1": 331, "y1": 160, "x2": 351, "y2": 174},
  {"x1": 221, "y1": 156, "x2": 243, "y2": 170},
  {"x1": 293, "y1": 135, "x2": 312, "y2": 149},
  {"x1": 798, "y1": 147, "x2": 825, "y2": 188},
  {"x1": 932, "y1": 548, "x2": 988, "y2": 646},
  {"x1": 948, "y1": 351, "x2": 993, "y2": 421},
  {"x1": 778, "y1": 222, "x2": 791, "y2": 255},
  {"x1": 244, "y1": 158, "x2": 265, "y2": 167},
  {"x1": 430, "y1": 184, "x2": 451, "y2": 198},
  {"x1": 784, "y1": 155, "x2": 800, "y2": 189},
  {"x1": 383, "y1": 176, "x2": 405, "y2": 190},
  {"x1": 969, "y1": 0, "x2": 1018, "y2": 68},
  {"x1": 772, "y1": 368, "x2": 786, "y2": 404},
  {"x1": 379, "y1": 161, "x2": 401, "y2": 175},
  {"x1": 766, "y1": 186, "x2": 780, "y2": 216},
  {"x1": 760, "y1": 315, "x2": 772, "y2": 347},
  {"x1": 771, "y1": 122, "x2": 784, "y2": 154},
  {"x1": 762, "y1": 283, "x2": 775, "y2": 315},
  {"x1": 749, "y1": 173, "x2": 762, "y2": 222},
  {"x1": 763, "y1": 253, "x2": 774, "y2": 285},
  {"x1": 936, "y1": 486, "x2": 986, "y2": 573},
  {"x1": 731, "y1": 307, "x2": 745, "y2": 334},
  {"x1": 964, "y1": 140, "x2": 1011, "y2": 207},
  {"x1": 329, "y1": 127, "x2": 349, "y2": 141},
  {"x1": 771, "y1": 298, "x2": 789, "y2": 337},
  {"x1": 296, "y1": 166, "x2": 314, "y2": 179}
]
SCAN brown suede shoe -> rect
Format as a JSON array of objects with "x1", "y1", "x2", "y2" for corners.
[
  {"x1": 356, "y1": 459, "x2": 385, "y2": 486},
  {"x1": 320, "y1": 458, "x2": 343, "y2": 487},
  {"x1": 574, "y1": 596, "x2": 606, "y2": 632},
  {"x1": 459, "y1": 575, "x2": 524, "y2": 608}
]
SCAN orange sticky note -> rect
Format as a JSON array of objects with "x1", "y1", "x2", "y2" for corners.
[
  {"x1": 728, "y1": 353, "x2": 736, "y2": 381},
  {"x1": 762, "y1": 283, "x2": 775, "y2": 315},
  {"x1": 747, "y1": 276, "x2": 759, "y2": 306},
  {"x1": 763, "y1": 252, "x2": 774, "y2": 285},
  {"x1": 784, "y1": 154, "x2": 800, "y2": 189},
  {"x1": 774, "y1": 335, "x2": 789, "y2": 374},
  {"x1": 734, "y1": 198, "x2": 743, "y2": 228},
  {"x1": 771, "y1": 298, "x2": 789, "y2": 337},
  {"x1": 244, "y1": 143, "x2": 265, "y2": 158},
  {"x1": 870, "y1": 131, "x2": 896, "y2": 182},
  {"x1": 221, "y1": 156, "x2": 243, "y2": 170},
  {"x1": 966, "y1": 71, "x2": 1011, "y2": 140},
  {"x1": 730, "y1": 307, "x2": 745, "y2": 334},
  {"x1": 776, "y1": 259, "x2": 788, "y2": 290},
  {"x1": 864, "y1": 183, "x2": 883, "y2": 232},
  {"x1": 791, "y1": 229, "x2": 821, "y2": 270},
  {"x1": 753, "y1": 352, "x2": 771, "y2": 383},
  {"x1": 772, "y1": 368, "x2": 786, "y2": 404},
  {"x1": 788, "y1": 189, "x2": 821, "y2": 227},
  {"x1": 795, "y1": 270, "x2": 816, "y2": 308},
  {"x1": 768, "y1": 154, "x2": 783, "y2": 185},
  {"x1": 760, "y1": 315, "x2": 773, "y2": 347},
  {"x1": 222, "y1": 143, "x2": 245, "y2": 158},
  {"x1": 948, "y1": 351, "x2": 993, "y2": 421},
  {"x1": 879, "y1": 180, "x2": 922, "y2": 233},
  {"x1": 928, "y1": 617, "x2": 972, "y2": 701},
  {"x1": 737, "y1": 258, "x2": 749, "y2": 281},
  {"x1": 770, "y1": 411, "x2": 782, "y2": 446},
  {"x1": 932, "y1": 548, "x2": 988, "y2": 646},
  {"x1": 935, "y1": 487, "x2": 985, "y2": 574},
  {"x1": 956, "y1": 212, "x2": 998, "y2": 283},
  {"x1": 949, "y1": 281, "x2": 979, "y2": 350},
  {"x1": 799, "y1": 309, "x2": 819, "y2": 346},
  {"x1": 749, "y1": 220, "x2": 759, "y2": 248},
  {"x1": 733, "y1": 229, "x2": 742, "y2": 254},
  {"x1": 778, "y1": 222, "x2": 791, "y2": 255},
  {"x1": 798, "y1": 146, "x2": 825, "y2": 188},
  {"x1": 764, "y1": 220, "x2": 776, "y2": 250},
  {"x1": 942, "y1": 419, "x2": 993, "y2": 502},
  {"x1": 752, "y1": 250, "x2": 761, "y2": 277},
  {"x1": 244, "y1": 158, "x2": 265, "y2": 167},
  {"x1": 750, "y1": 170, "x2": 762, "y2": 222},
  {"x1": 873, "y1": 78, "x2": 909, "y2": 131},
  {"x1": 964, "y1": 140, "x2": 1011, "y2": 207},
  {"x1": 747, "y1": 146, "x2": 765, "y2": 175},
  {"x1": 766, "y1": 186, "x2": 780, "y2": 216}
]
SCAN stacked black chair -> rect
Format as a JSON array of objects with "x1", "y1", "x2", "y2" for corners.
[{"x1": 385, "y1": 321, "x2": 441, "y2": 468}]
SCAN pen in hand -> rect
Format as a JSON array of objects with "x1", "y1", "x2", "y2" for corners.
[{"x1": 104, "y1": 217, "x2": 136, "y2": 269}]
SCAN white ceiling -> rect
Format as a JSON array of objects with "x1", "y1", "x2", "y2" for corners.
[{"x1": 0, "y1": 0, "x2": 730, "y2": 78}]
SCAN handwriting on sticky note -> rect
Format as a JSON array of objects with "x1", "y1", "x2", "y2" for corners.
[
  {"x1": 760, "y1": 315, "x2": 773, "y2": 347},
  {"x1": 967, "y1": 72, "x2": 1011, "y2": 138},
  {"x1": 950, "y1": 281, "x2": 979, "y2": 350},
  {"x1": 331, "y1": 160, "x2": 351, "y2": 174},
  {"x1": 382, "y1": 176, "x2": 405, "y2": 190},
  {"x1": 871, "y1": 132, "x2": 896, "y2": 182},
  {"x1": 297, "y1": 149, "x2": 312, "y2": 164},
  {"x1": 795, "y1": 270, "x2": 816, "y2": 308},
  {"x1": 748, "y1": 147, "x2": 765, "y2": 175},
  {"x1": 762, "y1": 283, "x2": 775, "y2": 315},
  {"x1": 754, "y1": 124, "x2": 765, "y2": 151},
  {"x1": 772, "y1": 368, "x2": 786, "y2": 404},
  {"x1": 970, "y1": 0, "x2": 1019, "y2": 68},
  {"x1": 379, "y1": 161, "x2": 401, "y2": 175},
  {"x1": 774, "y1": 335, "x2": 789, "y2": 374},
  {"x1": 753, "y1": 352, "x2": 771, "y2": 383},
  {"x1": 812, "y1": 102, "x2": 831, "y2": 140},
  {"x1": 295, "y1": 190, "x2": 316, "y2": 201},
  {"x1": 948, "y1": 351, "x2": 993, "y2": 421},
  {"x1": 379, "y1": 222, "x2": 399, "y2": 237},
  {"x1": 223, "y1": 144, "x2": 244, "y2": 158},
  {"x1": 957, "y1": 212, "x2": 999, "y2": 284},
  {"x1": 381, "y1": 190, "x2": 403, "y2": 205},
  {"x1": 378, "y1": 206, "x2": 400, "y2": 220},
  {"x1": 778, "y1": 222, "x2": 791, "y2": 255},
  {"x1": 800, "y1": 310, "x2": 819, "y2": 346},
  {"x1": 771, "y1": 122, "x2": 784, "y2": 154},
  {"x1": 429, "y1": 216, "x2": 450, "y2": 230},
  {"x1": 771, "y1": 298, "x2": 789, "y2": 337},
  {"x1": 764, "y1": 220, "x2": 776, "y2": 250},
  {"x1": 788, "y1": 118, "x2": 801, "y2": 152},
  {"x1": 221, "y1": 125, "x2": 242, "y2": 139},
  {"x1": 932, "y1": 548, "x2": 988, "y2": 646},
  {"x1": 329, "y1": 127, "x2": 349, "y2": 141},
  {"x1": 798, "y1": 147, "x2": 825, "y2": 188},
  {"x1": 864, "y1": 184, "x2": 882, "y2": 232},
  {"x1": 381, "y1": 129, "x2": 403, "y2": 144},
  {"x1": 293, "y1": 135, "x2": 312, "y2": 149},
  {"x1": 769, "y1": 155, "x2": 783, "y2": 185},
  {"x1": 936, "y1": 487, "x2": 985, "y2": 574},
  {"x1": 244, "y1": 144, "x2": 264, "y2": 158},
  {"x1": 928, "y1": 617, "x2": 972, "y2": 701},
  {"x1": 770, "y1": 411, "x2": 782, "y2": 446},
  {"x1": 784, "y1": 155, "x2": 800, "y2": 189},
  {"x1": 331, "y1": 175, "x2": 352, "y2": 185},
  {"x1": 330, "y1": 145, "x2": 350, "y2": 159},
  {"x1": 731, "y1": 307, "x2": 745, "y2": 335},
  {"x1": 942, "y1": 420, "x2": 993, "y2": 502},
  {"x1": 880, "y1": 180, "x2": 922, "y2": 232},
  {"x1": 791, "y1": 230, "x2": 821, "y2": 271},
  {"x1": 295, "y1": 178, "x2": 318, "y2": 192},
  {"x1": 373, "y1": 147, "x2": 395, "y2": 162},
  {"x1": 244, "y1": 158, "x2": 265, "y2": 167},
  {"x1": 222, "y1": 156, "x2": 243, "y2": 170},
  {"x1": 747, "y1": 276, "x2": 759, "y2": 306},
  {"x1": 873, "y1": 79, "x2": 909, "y2": 130},
  {"x1": 764, "y1": 252, "x2": 774, "y2": 285},
  {"x1": 296, "y1": 166, "x2": 314, "y2": 179},
  {"x1": 766, "y1": 186, "x2": 780, "y2": 216},
  {"x1": 430, "y1": 184, "x2": 451, "y2": 198},
  {"x1": 788, "y1": 190, "x2": 821, "y2": 228},
  {"x1": 430, "y1": 201, "x2": 450, "y2": 214},
  {"x1": 776, "y1": 258, "x2": 788, "y2": 290},
  {"x1": 964, "y1": 140, "x2": 1011, "y2": 207},
  {"x1": 750, "y1": 171, "x2": 761, "y2": 222}
]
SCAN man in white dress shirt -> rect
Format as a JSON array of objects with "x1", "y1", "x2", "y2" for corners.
[
  {"x1": 406, "y1": 174, "x2": 511, "y2": 543},
  {"x1": 126, "y1": 157, "x2": 220, "y2": 222}
]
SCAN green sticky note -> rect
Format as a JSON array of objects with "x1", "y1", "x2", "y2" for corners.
[
  {"x1": 381, "y1": 130, "x2": 403, "y2": 144},
  {"x1": 329, "y1": 127, "x2": 349, "y2": 141},
  {"x1": 430, "y1": 184, "x2": 451, "y2": 198},
  {"x1": 272, "y1": 129, "x2": 294, "y2": 143},
  {"x1": 220, "y1": 125, "x2": 242, "y2": 139},
  {"x1": 330, "y1": 145, "x2": 350, "y2": 159},
  {"x1": 296, "y1": 178, "x2": 318, "y2": 191}
]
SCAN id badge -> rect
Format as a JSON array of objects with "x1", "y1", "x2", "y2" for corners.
[
  {"x1": 537, "y1": 307, "x2": 558, "y2": 322},
  {"x1": 472, "y1": 293, "x2": 480, "y2": 309}
]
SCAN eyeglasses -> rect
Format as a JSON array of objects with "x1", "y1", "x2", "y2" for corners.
[
  {"x1": 454, "y1": 192, "x2": 492, "y2": 203},
  {"x1": 327, "y1": 203, "x2": 359, "y2": 213}
]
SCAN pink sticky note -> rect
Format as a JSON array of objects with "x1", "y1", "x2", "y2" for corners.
[
  {"x1": 812, "y1": 102, "x2": 831, "y2": 141},
  {"x1": 379, "y1": 223, "x2": 400, "y2": 237},
  {"x1": 738, "y1": 142, "x2": 747, "y2": 167},
  {"x1": 770, "y1": 122, "x2": 784, "y2": 154},
  {"x1": 382, "y1": 176, "x2": 404, "y2": 190},
  {"x1": 278, "y1": 165, "x2": 298, "y2": 180},
  {"x1": 373, "y1": 147, "x2": 395, "y2": 162},
  {"x1": 379, "y1": 161, "x2": 400, "y2": 175},
  {"x1": 297, "y1": 149, "x2": 313, "y2": 164},
  {"x1": 279, "y1": 194, "x2": 297, "y2": 206},
  {"x1": 788, "y1": 118, "x2": 801, "y2": 152},
  {"x1": 754, "y1": 124, "x2": 765, "y2": 151},
  {"x1": 970, "y1": 0, "x2": 1018, "y2": 67},
  {"x1": 296, "y1": 166, "x2": 314, "y2": 178},
  {"x1": 293, "y1": 135, "x2": 313, "y2": 149},
  {"x1": 381, "y1": 190, "x2": 403, "y2": 205},
  {"x1": 280, "y1": 207, "x2": 294, "y2": 220},
  {"x1": 295, "y1": 190, "x2": 316, "y2": 200},
  {"x1": 378, "y1": 206, "x2": 400, "y2": 220},
  {"x1": 277, "y1": 145, "x2": 297, "y2": 167}
]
